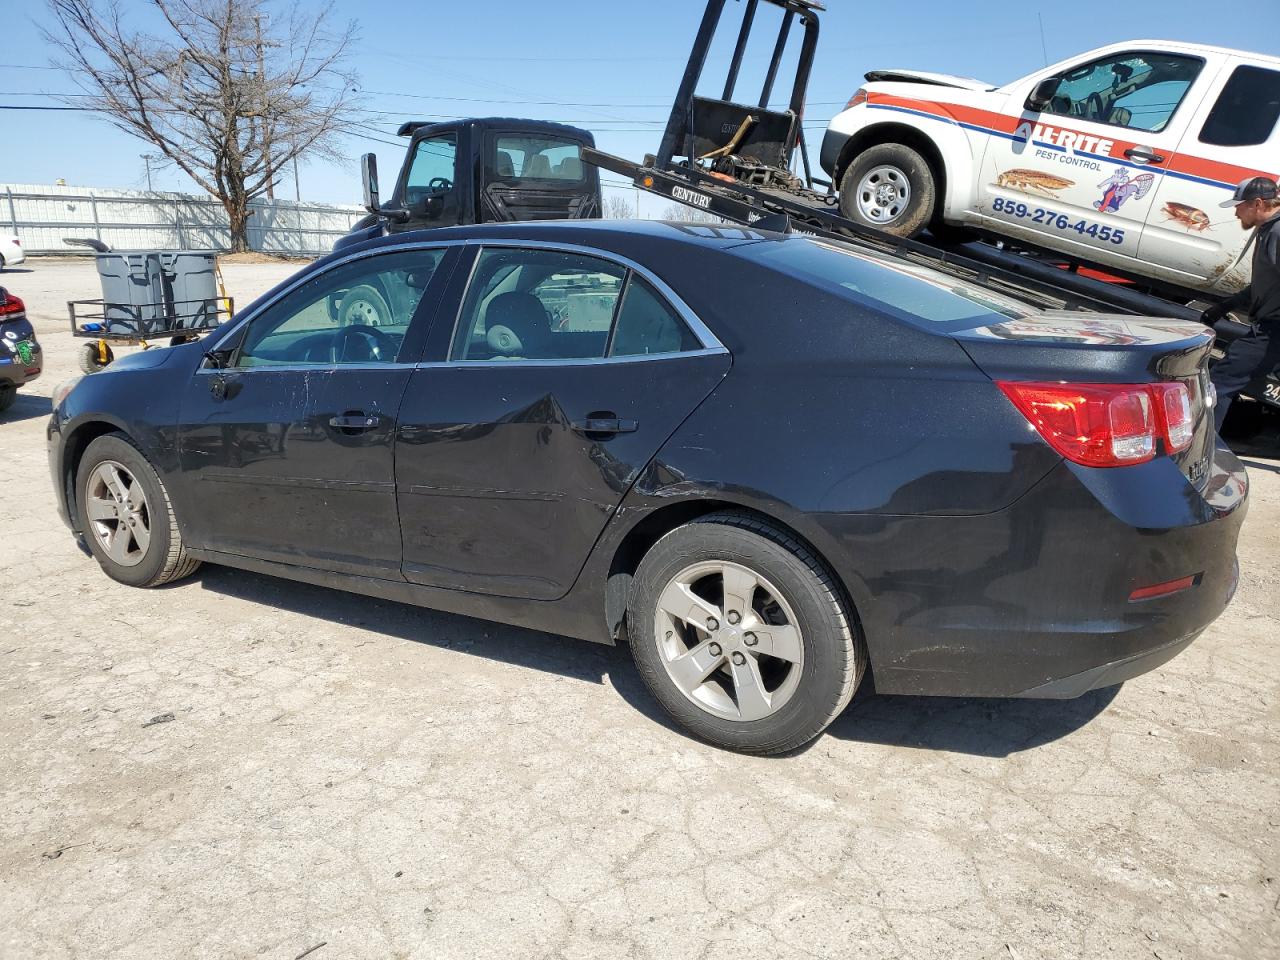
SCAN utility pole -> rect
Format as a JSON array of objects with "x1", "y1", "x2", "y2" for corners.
[
  {"x1": 255, "y1": 14, "x2": 274, "y2": 200},
  {"x1": 141, "y1": 153, "x2": 158, "y2": 192}
]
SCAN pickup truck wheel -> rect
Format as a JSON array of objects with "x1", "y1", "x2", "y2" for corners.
[{"x1": 839, "y1": 143, "x2": 936, "y2": 238}]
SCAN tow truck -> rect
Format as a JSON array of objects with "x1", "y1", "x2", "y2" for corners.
[
  {"x1": 578, "y1": 0, "x2": 1280, "y2": 427},
  {"x1": 343, "y1": 117, "x2": 601, "y2": 248}
]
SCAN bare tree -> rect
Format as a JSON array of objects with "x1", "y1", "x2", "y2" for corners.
[
  {"x1": 662, "y1": 202, "x2": 725, "y2": 224},
  {"x1": 45, "y1": 0, "x2": 360, "y2": 251},
  {"x1": 604, "y1": 194, "x2": 634, "y2": 219}
]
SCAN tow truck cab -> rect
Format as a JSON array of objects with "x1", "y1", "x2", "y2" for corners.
[{"x1": 343, "y1": 117, "x2": 601, "y2": 248}]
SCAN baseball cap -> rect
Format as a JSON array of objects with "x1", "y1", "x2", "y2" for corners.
[{"x1": 1220, "y1": 176, "x2": 1279, "y2": 207}]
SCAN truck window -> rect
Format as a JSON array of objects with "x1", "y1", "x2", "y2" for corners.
[
  {"x1": 1200, "y1": 65, "x2": 1280, "y2": 147},
  {"x1": 1043, "y1": 53, "x2": 1202, "y2": 133},
  {"x1": 493, "y1": 135, "x2": 584, "y2": 182},
  {"x1": 405, "y1": 134, "x2": 457, "y2": 205}
]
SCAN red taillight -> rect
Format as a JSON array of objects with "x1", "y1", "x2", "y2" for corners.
[
  {"x1": 845, "y1": 88, "x2": 869, "y2": 110},
  {"x1": 998, "y1": 380, "x2": 1199, "y2": 467},
  {"x1": 1153, "y1": 382, "x2": 1193, "y2": 453},
  {"x1": 1129, "y1": 575, "x2": 1197, "y2": 602},
  {"x1": 998, "y1": 381, "x2": 1155, "y2": 466},
  {"x1": 0, "y1": 292, "x2": 24, "y2": 316}
]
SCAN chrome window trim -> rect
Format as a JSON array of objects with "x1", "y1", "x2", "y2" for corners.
[
  {"x1": 201, "y1": 239, "x2": 468, "y2": 358},
  {"x1": 442, "y1": 239, "x2": 727, "y2": 366}
]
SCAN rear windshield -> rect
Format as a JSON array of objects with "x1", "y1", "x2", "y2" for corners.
[
  {"x1": 493, "y1": 134, "x2": 585, "y2": 183},
  {"x1": 738, "y1": 238, "x2": 1028, "y2": 328}
]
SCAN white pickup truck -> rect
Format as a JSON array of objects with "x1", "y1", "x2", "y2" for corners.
[{"x1": 820, "y1": 40, "x2": 1280, "y2": 297}]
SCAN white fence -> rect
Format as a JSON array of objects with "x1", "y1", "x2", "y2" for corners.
[{"x1": 1, "y1": 183, "x2": 365, "y2": 255}]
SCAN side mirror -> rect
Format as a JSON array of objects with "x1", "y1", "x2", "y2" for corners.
[
  {"x1": 203, "y1": 348, "x2": 235, "y2": 370},
  {"x1": 1025, "y1": 76, "x2": 1061, "y2": 112},
  {"x1": 360, "y1": 152, "x2": 410, "y2": 224},
  {"x1": 361, "y1": 153, "x2": 381, "y2": 214}
]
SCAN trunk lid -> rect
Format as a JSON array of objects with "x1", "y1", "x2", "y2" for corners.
[{"x1": 953, "y1": 311, "x2": 1217, "y2": 486}]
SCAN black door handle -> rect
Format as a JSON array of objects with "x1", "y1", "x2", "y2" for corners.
[
  {"x1": 329, "y1": 412, "x2": 382, "y2": 432},
  {"x1": 571, "y1": 416, "x2": 638, "y2": 437},
  {"x1": 1123, "y1": 145, "x2": 1166, "y2": 164}
]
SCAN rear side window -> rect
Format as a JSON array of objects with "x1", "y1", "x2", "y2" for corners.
[
  {"x1": 450, "y1": 248, "x2": 701, "y2": 361},
  {"x1": 740, "y1": 238, "x2": 1026, "y2": 328},
  {"x1": 493, "y1": 135, "x2": 585, "y2": 182},
  {"x1": 1200, "y1": 65, "x2": 1280, "y2": 147},
  {"x1": 610, "y1": 276, "x2": 702, "y2": 357}
]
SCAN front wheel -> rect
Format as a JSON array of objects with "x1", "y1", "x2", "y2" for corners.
[
  {"x1": 627, "y1": 512, "x2": 865, "y2": 755},
  {"x1": 838, "y1": 142, "x2": 937, "y2": 238},
  {"x1": 75, "y1": 433, "x2": 200, "y2": 588}
]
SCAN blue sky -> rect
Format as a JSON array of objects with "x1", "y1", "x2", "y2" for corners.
[{"x1": 3, "y1": 0, "x2": 1278, "y2": 216}]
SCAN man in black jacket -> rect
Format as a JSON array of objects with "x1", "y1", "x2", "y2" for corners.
[{"x1": 1204, "y1": 176, "x2": 1280, "y2": 430}]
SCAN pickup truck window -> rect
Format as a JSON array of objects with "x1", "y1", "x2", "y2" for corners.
[
  {"x1": 406, "y1": 134, "x2": 457, "y2": 204},
  {"x1": 1200, "y1": 65, "x2": 1280, "y2": 147},
  {"x1": 494, "y1": 135, "x2": 584, "y2": 182},
  {"x1": 1044, "y1": 52, "x2": 1202, "y2": 133}
]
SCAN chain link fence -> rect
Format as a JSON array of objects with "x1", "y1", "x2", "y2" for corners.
[{"x1": 2, "y1": 183, "x2": 365, "y2": 256}]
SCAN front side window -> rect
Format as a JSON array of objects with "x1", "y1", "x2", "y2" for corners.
[
  {"x1": 450, "y1": 248, "x2": 700, "y2": 361},
  {"x1": 405, "y1": 134, "x2": 457, "y2": 206},
  {"x1": 1043, "y1": 52, "x2": 1202, "y2": 132},
  {"x1": 493, "y1": 135, "x2": 585, "y2": 182},
  {"x1": 1200, "y1": 65, "x2": 1280, "y2": 147},
  {"x1": 237, "y1": 250, "x2": 446, "y2": 368}
]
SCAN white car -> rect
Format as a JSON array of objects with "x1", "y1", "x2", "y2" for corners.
[
  {"x1": 0, "y1": 234, "x2": 25, "y2": 270},
  {"x1": 821, "y1": 40, "x2": 1280, "y2": 295}
]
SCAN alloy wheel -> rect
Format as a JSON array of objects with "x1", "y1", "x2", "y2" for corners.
[
  {"x1": 84, "y1": 460, "x2": 152, "y2": 567},
  {"x1": 654, "y1": 560, "x2": 805, "y2": 722}
]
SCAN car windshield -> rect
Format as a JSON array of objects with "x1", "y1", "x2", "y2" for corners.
[{"x1": 738, "y1": 238, "x2": 1029, "y2": 328}]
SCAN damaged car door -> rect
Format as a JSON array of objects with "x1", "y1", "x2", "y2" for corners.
[{"x1": 175, "y1": 246, "x2": 457, "y2": 577}]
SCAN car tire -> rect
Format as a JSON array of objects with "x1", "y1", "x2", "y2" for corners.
[
  {"x1": 79, "y1": 341, "x2": 115, "y2": 374},
  {"x1": 838, "y1": 143, "x2": 936, "y2": 238},
  {"x1": 75, "y1": 433, "x2": 201, "y2": 588},
  {"x1": 627, "y1": 512, "x2": 865, "y2": 755},
  {"x1": 337, "y1": 284, "x2": 392, "y2": 327},
  {"x1": 0, "y1": 383, "x2": 15, "y2": 412}
]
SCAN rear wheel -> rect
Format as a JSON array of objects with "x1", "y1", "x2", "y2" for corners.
[
  {"x1": 75, "y1": 433, "x2": 200, "y2": 588},
  {"x1": 838, "y1": 142, "x2": 936, "y2": 237},
  {"x1": 627, "y1": 512, "x2": 864, "y2": 755},
  {"x1": 0, "y1": 383, "x2": 15, "y2": 412}
]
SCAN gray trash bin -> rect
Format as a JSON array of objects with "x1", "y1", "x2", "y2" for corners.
[{"x1": 94, "y1": 250, "x2": 219, "y2": 335}]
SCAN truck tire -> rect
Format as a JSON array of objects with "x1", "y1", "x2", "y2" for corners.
[{"x1": 838, "y1": 143, "x2": 936, "y2": 238}]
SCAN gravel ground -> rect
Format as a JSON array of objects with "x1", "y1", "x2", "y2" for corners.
[{"x1": 1, "y1": 257, "x2": 1278, "y2": 960}]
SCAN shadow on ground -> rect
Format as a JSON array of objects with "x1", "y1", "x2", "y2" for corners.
[
  {"x1": 196, "y1": 563, "x2": 1120, "y2": 759},
  {"x1": 0, "y1": 392, "x2": 52, "y2": 424},
  {"x1": 826, "y1": 683, "x2": 1119, "y2": 758}
]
